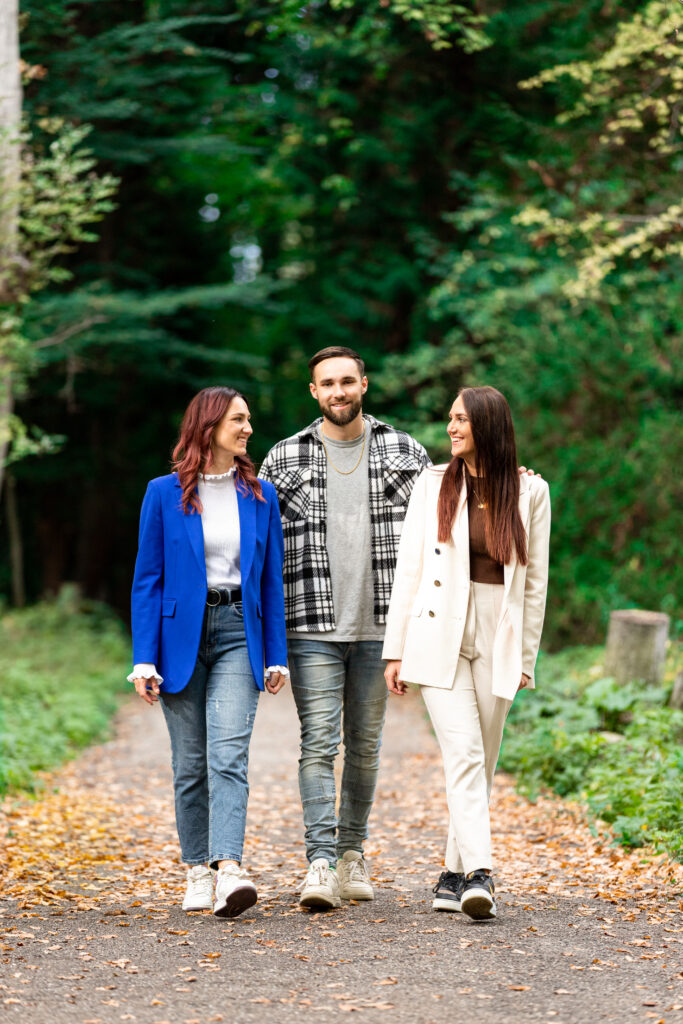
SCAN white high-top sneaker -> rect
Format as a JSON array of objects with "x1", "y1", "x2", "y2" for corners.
[
  {"x1": 299, "y1": 858, "x2": 341, "y2": 909},
  {"x1": 182, "y1": 865, "x2": 214, "y2": 911},
  {"x1": 336, "y1": 850, "x2": 374, "y2": 901},
  {"x1": 213, "y1": 863, "x2": 257, "y2": 918}
]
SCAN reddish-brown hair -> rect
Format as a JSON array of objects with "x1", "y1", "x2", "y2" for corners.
[
  {"x1": 437, "y1": 386, "x2": 528, "y2": 565},
  {"x1": 172, "y1": 386, "x2": 264, "y2": 513}
]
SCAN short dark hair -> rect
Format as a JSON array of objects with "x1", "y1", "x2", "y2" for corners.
[{"x1": 308, "y1": 346, "x2": 365, "y2": 380}]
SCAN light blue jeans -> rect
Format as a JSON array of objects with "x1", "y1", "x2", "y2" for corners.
[
  {"x1": 288, "y1": 639, "x2": 387, "y2": 864},
  {"x1": 159, "y1": 602, "x2": 259, "y2": 868}
]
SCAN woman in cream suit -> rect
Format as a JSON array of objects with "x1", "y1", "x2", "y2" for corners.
[{"x1": 383, "y1": 386, "x2": 550, "y2": 920}]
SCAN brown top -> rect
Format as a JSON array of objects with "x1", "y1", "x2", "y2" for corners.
[{"x1": 468, "y1": 488, "x2": 504, "y2": 585}]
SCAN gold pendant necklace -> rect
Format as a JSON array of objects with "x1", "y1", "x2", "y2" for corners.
[
  {"x1": 320, "y1": 424, "x2": 366, "y2": 475},
  {"x1": 470, "y1": 485, "x2": 488, "y2": 510}
]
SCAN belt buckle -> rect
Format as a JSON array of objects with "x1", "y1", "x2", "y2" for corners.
[{"x1": 206, "y1": 588, "x2": 221, "y2": 607}]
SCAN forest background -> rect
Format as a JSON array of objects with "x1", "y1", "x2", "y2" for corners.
[{"x1": 1, "y1": 0, "x2": 681, "y2": 652}]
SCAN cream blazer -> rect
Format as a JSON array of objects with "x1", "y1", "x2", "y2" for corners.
[{"x1": 382, "y1": 466, "x2": 551, "y2": 700}]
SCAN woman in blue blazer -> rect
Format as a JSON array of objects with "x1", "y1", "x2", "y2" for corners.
[{"x1": 129, "y1": 386, "x2": 287, "y2": 918}]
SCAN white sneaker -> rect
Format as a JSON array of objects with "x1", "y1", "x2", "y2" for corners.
[
  {"x1": 299, "y1": 858, "x2": 341, "y2": 909},
  {"x1": 337, "y1": 850, "x2": 374, "y2": 901},
  {"x1": 182, "y1": 865, "x2": 214, "y2": 911},
  {"x1": 213, "y1": 864, "x2": 257, "y2": 918}
]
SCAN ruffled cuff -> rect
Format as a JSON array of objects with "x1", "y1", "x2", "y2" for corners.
[
  {"x1": 127, "y1": 664, "x2": 164, "y2": 684},
  {"x1": 265, "y1": 665, "x2": 289, "y2": 680}
]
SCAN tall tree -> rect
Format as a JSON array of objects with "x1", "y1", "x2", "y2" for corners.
[{"x1": 0, "y1": 0, "x2": 22, "y2": 489}]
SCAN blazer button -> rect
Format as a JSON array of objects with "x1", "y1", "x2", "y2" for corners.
[
  {"x1": 434, "y1": 580, "x2": 441, "y2": 587},
  {"x1": 428, "y1": 610, "x2": 436, "y2": 617},
  {"x1": 435, "y1": 547, "x2": 441, "y2": 554}
]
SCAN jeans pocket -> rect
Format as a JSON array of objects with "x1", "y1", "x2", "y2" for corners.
[{"x1": 232, "y1": 600, "x2": 245, "y2": 619}]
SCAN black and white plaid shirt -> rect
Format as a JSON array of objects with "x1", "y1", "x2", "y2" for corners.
[{"x1": 259, "y1": 414, "x2": 431, "y2": 633}]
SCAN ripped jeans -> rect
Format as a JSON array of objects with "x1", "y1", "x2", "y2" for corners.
[{"x1": 159, "y1": 602, "x2": 259, "y2": 867}]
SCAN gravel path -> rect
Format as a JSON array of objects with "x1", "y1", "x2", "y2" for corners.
[{"x1": 1, "y1": 684, "x2": 681, "y2": 1024}]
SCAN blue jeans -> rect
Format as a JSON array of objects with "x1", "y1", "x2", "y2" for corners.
[
  {"x1": 159, "y1": 603, "x2": 259, "y2": 867},
  {"x1": 288, "y1": 639, "x2": 387, "y2": 864}
]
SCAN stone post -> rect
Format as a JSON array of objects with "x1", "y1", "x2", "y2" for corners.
[
  {"x1": 669, "y1": 671, "x2": 683, "y2": 710},
  {"x1": 604, "y1": 609, "x2": 670, "y2": 686}
]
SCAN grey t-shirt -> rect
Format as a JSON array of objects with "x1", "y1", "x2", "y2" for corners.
[{"x1": 286, "y1": 423, "x2": 383, "y2": 643}]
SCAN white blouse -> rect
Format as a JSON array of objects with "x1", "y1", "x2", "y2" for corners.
[{"x1": 198, "y1": 468, "x2": 241, "y2": 587}]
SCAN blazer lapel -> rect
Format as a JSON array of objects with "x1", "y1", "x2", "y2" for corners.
[
  {"x1": 179, "y1": 486, "x2": 206, "y2": 577},
  {"x1": 451, "y1": 483, "x2": 470, "y2": 580},
  {"x1": 504, "y1": 476, "x2": 531, "y2": 593},
  {"x1": 237, "y1": 486, "x2": 256, "y2": 584}
]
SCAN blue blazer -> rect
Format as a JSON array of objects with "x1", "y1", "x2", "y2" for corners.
[{"x1": 131, "y1": 473, "x2": 287, "y2": 692}]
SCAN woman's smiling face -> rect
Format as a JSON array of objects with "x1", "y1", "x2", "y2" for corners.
[
  {"x1": 211, "y1": 397, "x2": 253, "y2": 462},
  {"x1": 447, "y1": 395, "x2": 476, "y2": 463}
]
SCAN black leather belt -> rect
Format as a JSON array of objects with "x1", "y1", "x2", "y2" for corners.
[{"x1": 206, "y1": 586, "x2": 242, "y2": 607}]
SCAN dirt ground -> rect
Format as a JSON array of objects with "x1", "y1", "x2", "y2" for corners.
[{"x1": 1, "y1": 683, "x2": 681, "y2": 1024}]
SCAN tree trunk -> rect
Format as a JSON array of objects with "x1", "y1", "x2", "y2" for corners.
[
  {"x1": 0, "y1": 0, "x2": 21, "y2": 268},
  {"x1": 5, "y1": 469, "x2": 25, "y2": 605},
  {"x1": 604, "y1": 609, "x2": 670, "y2": 686},
  {"x1": 0, "y1": 0, "x2": 22, "y2": 498}
]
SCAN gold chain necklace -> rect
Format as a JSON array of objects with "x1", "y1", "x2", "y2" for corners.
[
  {"x1": 320, "y1": 424, "x2": 366, "y2": 475},
  {"x1": 469, "y1": 481, "x2": 488, "y2": 510}
]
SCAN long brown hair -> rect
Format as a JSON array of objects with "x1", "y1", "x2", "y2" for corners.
[
  {"x1": 172, "y1": 386, "x2": 264, "y2": 513},
  {"x1": 437, "y1": 386, "x2": 528, "y2": 565}
]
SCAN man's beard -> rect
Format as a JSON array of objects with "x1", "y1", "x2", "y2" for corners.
[{"x1": 319, "y1": 395, "x2": 363, "y2": 427}]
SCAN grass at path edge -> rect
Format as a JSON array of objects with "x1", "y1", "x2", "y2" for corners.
[{"x1": 0, "y1": 587, "x2": 130, "y2": 795}]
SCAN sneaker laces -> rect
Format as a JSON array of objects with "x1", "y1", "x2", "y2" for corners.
[
  {"x1": 466, "y1": 869, "x2": 494, "y2": 892},
  {"x1": 218, "y1": 864, "x2": 247, "y2": 880},
  {"x1": 186, "y1": 866, "x2": 213, "y2": 894},
  {"x1": 433, "y1": 870, "x2": 463, "y2": 895},
  {"x1": 347, "y1": 858, "x2": 369, "y2": 883},
  {"x1": 188, "y1": 865, "x2": 210, "y2": 880},
  {"x1": 307, "y1": 861, "x2": 330, "y2": 886}
]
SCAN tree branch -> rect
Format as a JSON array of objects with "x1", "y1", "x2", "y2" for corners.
[{"x1": 34, "y1": 315, "x2": 109, "y2": 350}]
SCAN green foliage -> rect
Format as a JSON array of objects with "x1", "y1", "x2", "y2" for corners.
[
  {"x1": 499, "y1": 646, "x2": 683, "y2": 861},
  {"x1": 370, "y1": 0, "x2": 682, "y2": 646},
  {"x1": 1, "y1": 114, "x2": 119, "y2": 471},
  {"x1": 6, "y1": 0, "x2": 680, "y2": 651},
  {"x1": 517, "y1": 1, "x2": 683, "y2": 299},
  {"x1": 18, "y1": 122, "x2": 118, "y2": 293},
  {"x1": 254, "y1": 0, "x2": 491, "y2": 53},
  {"x1": 0, "y1": 587, "x2": 130, "y2": 794},
  {"x1": 2, "y1": 415, "x2": 64, "y2": 464}
]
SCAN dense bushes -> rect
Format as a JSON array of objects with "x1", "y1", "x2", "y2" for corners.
[
  {"x1": 499, "y1": 646, "x2": 683, "y2": 861},
  {"x1": 0, "y1": 588, "x2": 130, "y2": 794}
]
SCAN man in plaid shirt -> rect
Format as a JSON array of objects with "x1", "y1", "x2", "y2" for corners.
[{"x1": 260, "y1": 346, "x2": 431, "y2": 908}]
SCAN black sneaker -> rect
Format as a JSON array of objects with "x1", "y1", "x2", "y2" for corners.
[
  {"x1": 432, "y1": 870, "x2": 465, "y2": 912},
  {"x1": 460, "y1": 869, "x2": 496, "y2": 920}
]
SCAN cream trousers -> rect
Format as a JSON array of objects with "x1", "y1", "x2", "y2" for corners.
[{"x1": 421, "y1": 581, "x2": 512, "y2": 875}]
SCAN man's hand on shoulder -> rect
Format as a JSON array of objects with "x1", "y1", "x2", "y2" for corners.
[{"x1": 519, "y1": 466, "x2": 543, "y2": 478}]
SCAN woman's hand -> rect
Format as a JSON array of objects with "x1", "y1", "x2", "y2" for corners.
[
  {"x1": 384, "y1": 660, "x2": 407, "y2": 696},
  {"x1": 133, "y1": 676, "x2": 161, "y2": 705},
  {"x1": 266, "y1": 671, "x2": 287, "y2": 695},
  {"x1": 517, "y1": 673, "x2": 531, "y2": 692}
]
